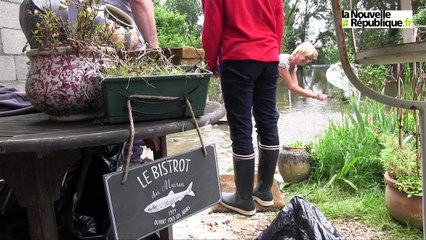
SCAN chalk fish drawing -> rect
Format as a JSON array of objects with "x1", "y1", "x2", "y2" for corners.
[{"x1": 144, "y1": 182, "x2": 195, "y2": 213}]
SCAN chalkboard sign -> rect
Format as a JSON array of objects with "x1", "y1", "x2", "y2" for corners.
[{"x1": 103, "y1": 144, "x2": 220, "y2": 240}]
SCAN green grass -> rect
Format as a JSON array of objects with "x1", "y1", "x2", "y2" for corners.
[
  {"x1": 282, "y1": 181, "x2": 423, "y2": 240},
  {"x1": 299, "y1": 97, "x2": 423, "y2": 239}
]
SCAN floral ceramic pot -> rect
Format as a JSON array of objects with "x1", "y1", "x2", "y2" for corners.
[
  {"x1": 103, "y1": 4, "x2": 139, "y2": 50},
  {"x1": 25, "y1": 47, "x2": 112, "y2": 121}
]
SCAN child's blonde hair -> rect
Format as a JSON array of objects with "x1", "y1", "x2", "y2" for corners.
[{"x1": 292, "y1": 41, "x2": 318, "y2": 60}]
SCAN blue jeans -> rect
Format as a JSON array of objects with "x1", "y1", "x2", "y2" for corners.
[{"x1": 220, "y1": 60, "x2": 280, "y2": 157}]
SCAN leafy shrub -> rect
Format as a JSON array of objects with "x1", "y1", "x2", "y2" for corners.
[
  {"x1": 309, "y1": 121, "x2": 384, "y2": 190},
  {"x1": 155, "y1": 6, "x2": 201, "y2": 47},
  {"x1": 309, "y1": 99, "x2": 385, "y2": 190},
  {"x1": 309, "y1": 95, "x2": 420, "y2": 193},
  {"x1": 358, "y1": 65, "x2": 387, "y2": 91},
  {"x1": 319, "y1": 42, "x2": 339, "y2": 64}
]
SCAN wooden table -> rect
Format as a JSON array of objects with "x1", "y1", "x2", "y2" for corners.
[{"x1": 0, "y1": 101, "x2": 225, "y2": 240}]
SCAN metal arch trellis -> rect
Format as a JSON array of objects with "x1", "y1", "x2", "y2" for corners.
[{"x1": 330, "y1": 0, "x2": 426, "y2": 236}]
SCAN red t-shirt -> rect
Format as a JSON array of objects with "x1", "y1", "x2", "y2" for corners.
[{"x1": 201, "y1": 0, "x2": 284, "y2": 72}]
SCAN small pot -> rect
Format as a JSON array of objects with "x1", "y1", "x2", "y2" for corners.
[
  {"x1": 277, "y1": 146, "x2": 312, "y2": 183},
  {"x1": 384, "y1": 172, "x2": 422, "y2": 229}
]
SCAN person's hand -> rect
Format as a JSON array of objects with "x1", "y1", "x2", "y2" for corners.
[
  {"x1": 213, "y1": 70, "x2": 220, "y2": 78},
  {"x1": 313, "y1": 91, "x2": 327, "y2": 101},
  {"x1": 206, "y1": 65, "x2": 220, "y2": 78}
]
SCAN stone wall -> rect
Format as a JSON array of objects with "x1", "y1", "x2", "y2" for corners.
[{"x1": 0, "y1": 0, "x2": 28, "y2": 91}]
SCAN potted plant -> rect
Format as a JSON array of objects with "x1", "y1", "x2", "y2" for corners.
[
  {"x1": 380, "y1": 134, "x2": 422, "y2": 229},
  {"x1": 277, "y1": 141, "x2": 312, "y2": 183},
  {"x1": 99, "y1": 49, "x2": 212, "y2": 124},
  {"x1": 379, "y1": 67, "x2": 422, "y2": 229},
  {"x1": 22, "y1": 0, "x2": 120, "y2": 121}
]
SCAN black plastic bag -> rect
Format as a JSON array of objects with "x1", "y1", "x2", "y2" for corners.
[
  {"x1": 56, "y1": 143, "x2": 125, "y2": 239},
  {"x1": 0, "y1": 179, "x2": 16, "y2": 218},
  {"x1": 256, "y1": 196, "x2": 346, "y2": 240},
  {"x1": 0, "y1": 179, "x2": 30, "y2": 240},
  {"x1": 0, "y1": 143, "x2": 159, "y2": 240},
  {"x1": 0, "y1": 144, "x2": 126, "y2": 240}
]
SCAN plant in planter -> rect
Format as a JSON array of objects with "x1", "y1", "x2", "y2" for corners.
[
  {"x1": 376, "y1": 63, "x2": 423, "y2": 230},
  {"x1": 99, "y1": 49, "x2": 212, "y2": 124},
  {"x1": 380, "y1": 134, "x2": 422, "y2": 229},
  {"x1": 277, "y1": 141, "x2": 312, "y2": 184},
  {"x1": 22, "y1": 0, "x2": 120, "y2": 121}
]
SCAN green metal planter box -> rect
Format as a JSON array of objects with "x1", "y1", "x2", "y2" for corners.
[{"x1": 101, "y1": 69, "x2": 212, "y2": 124}]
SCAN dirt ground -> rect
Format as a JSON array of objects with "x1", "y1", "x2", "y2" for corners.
[
  {"x1": 172, "y1": 176, "x2": 391, "y2": 240},
  {"x1": 164, "y1": 119, "x2": 393, "y2": 239},
  {"x1": 147, "y1": 151, "x2": 392, "y2": 240},
  {"x1": 173, "y1": 208, "x2": 390, "y2": 239}
]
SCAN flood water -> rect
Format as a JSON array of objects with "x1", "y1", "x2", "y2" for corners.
[{"x1": 165, "y1": 65, "x2": 346, "y2": 172}]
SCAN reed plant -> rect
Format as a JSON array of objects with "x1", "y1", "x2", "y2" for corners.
[
  {"x1": 309, "y1": 94, "x2": 420, "y2": 190},
  {"x1": 309, "y1": 98, "x2": 394, "y2": 190}
]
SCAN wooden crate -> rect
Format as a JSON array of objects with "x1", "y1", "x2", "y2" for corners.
[{"x1": 164, "y1": 47, "x2": 205, "y2": 65}]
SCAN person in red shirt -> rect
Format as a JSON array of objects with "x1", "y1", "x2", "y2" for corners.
[{"x1": 202, "y1": 0, "x2": 284, "y2": 216}]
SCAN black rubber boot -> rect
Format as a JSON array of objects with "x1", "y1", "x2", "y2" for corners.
[
  {"x1": 253, "y1": 147, "x2": 279, "y2": 206},
  {"x1": 220, "y1": 158, "x2": 256, "y2": 216}
]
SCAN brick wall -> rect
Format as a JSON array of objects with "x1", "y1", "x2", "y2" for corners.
[{"x1": 0, "y1": 0, "x2": 28, "y2": 91}]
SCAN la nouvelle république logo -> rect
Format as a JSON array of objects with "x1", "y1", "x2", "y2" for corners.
[{"x1": 342, "y1": 10, "x2": 413, "y2": 28}]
